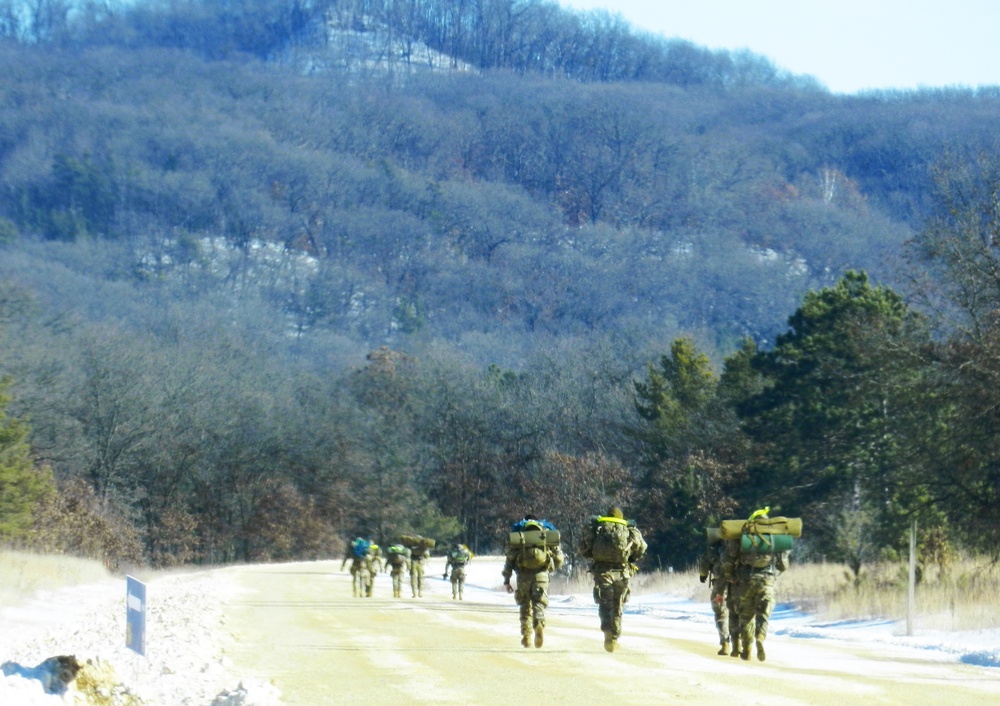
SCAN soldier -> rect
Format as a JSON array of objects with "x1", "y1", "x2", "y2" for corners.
[
  {"x1": 737, "y1": 510, "x2": 790, "y2": 662},
  {"x1": 502, "y1": 515, "x2": 565, "y2": 648},
  {"x1": 363, "y1": 543, "x2": 382, "y2": 597},
  {"x1": 409, "y1": 537, "x2": 433, "y2": 598},
  {"x1": 580, "y1": 506, "x2": 647, "y2": 653},
  {"x1": 698, "y1": 531, "x2": 735, "y2": 655},
  {"x1": 384, "y1": 543, "x2": 411, "y2": 598},
  {"x1": 443, "y1": 542, "x2": 473, "y2": 600},
  {"x1": 341, "y1": 537, "x2": 374, "y2": 598}
]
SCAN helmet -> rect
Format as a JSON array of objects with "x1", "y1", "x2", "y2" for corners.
[{"x1": 606, "y1": 506, "x2": 624, "y2": 520}]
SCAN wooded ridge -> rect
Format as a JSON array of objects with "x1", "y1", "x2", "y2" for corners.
[{"x1": 0, "y1": 1, "x2": 998, "y2": 574}]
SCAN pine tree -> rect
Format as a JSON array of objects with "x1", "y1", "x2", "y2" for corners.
[{"x1": 0, "y1": 378, "x2": 53, "y2": 538}]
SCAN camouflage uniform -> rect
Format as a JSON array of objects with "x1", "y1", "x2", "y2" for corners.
[
  {"x1": 698, "y1": 539, "x2": 734, "y2": 655},
  {"x1": 384, "y1": 545, "x2": 411, "y2": 598},
  {"x1": 502, "y1": 534, "x2": 565, "y2": 648},
  {"x1": 737, "y1": 547, "x2": 789, "y2": 661},
  {"x1": 409, "y1": 544, "x2": 432, "y2": 598},
  {"x1": 579, "y1": 508, "x2": 647, "y2": 653},
  {"x1": 341, "y1": 539, "x2": 380, "y2": 598},
  {"x1": 444, "y1": 543, "x2": 472, "y2": 600},
  {"x1": 362, "y1": 545, "x2": 382, "y2": 597}
]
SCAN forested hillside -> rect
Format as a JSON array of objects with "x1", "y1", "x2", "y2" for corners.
[{"x1": 1, "y1": 0, "x2": 999, "y2": 573}]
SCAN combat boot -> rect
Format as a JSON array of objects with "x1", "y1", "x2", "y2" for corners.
[
  {"x1": 756, "y1": 638, "x2": 766, "y2": 662},
  {"x1": 534, "y1": 624, "x2": 544, "y2": 648},
  {"x1": 521, "y1": 633, "x2": 531, "y2": 648},
  {"x1": 730, "y1": 638, "x2": 741, "y2": 657},
  {"x1": 740, "y1": 643, "x2": 750, "y2": 661},
  {"x1": 603, "y1": 631, "x2": 617, "y2": 653},
  {"x1": 717, "y1": 639, "x2": 729, "y2": 656}
]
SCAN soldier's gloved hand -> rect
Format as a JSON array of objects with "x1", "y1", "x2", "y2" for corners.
[
  {"x1": 443, "y1": 573, "x2": 448, "y2": 579},
  {"x1": 700, "y1": 575, "x2": 707, "y2": 583},
  {"x1": 504, "y1": 582, "x2": 513, "y2": 594}
]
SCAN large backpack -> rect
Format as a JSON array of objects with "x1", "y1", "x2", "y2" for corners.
[
  {"x1": 351, "y1": 537, "x2": 372, "y2": 558},
  {"x1": 449, "y1": 546, "x2": 471, "y2": 566},
  {"x1": 508, "y1": 520, "x2": 558, "y2": 570},
  {"x1": 516, "y1": 545, "x2": 550, "y2": 570},
  {"x1": 386, "y1": 544, "x2": 409, "y2": 567},
  {"x1": 590, "y1": 519, "x2": 631, "y2": 564}
]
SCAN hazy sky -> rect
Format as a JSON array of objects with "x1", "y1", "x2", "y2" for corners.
[{"x1": 558, "y1": 0, "x2": 1000, "y2": 94}]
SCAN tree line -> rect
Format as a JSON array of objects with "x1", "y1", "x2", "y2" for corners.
[{"x1": 2, "y1": 154, "x2": 1000, "y2": 575}]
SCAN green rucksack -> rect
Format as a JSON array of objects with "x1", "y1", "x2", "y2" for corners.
[
  {"x1": 386, "y1": 544, "x2": 409, "y2": 567},
  {"x1": 516, "y1": 545, "x2": 549, "y2": 570},
  {"x1": 590, "y1": 518, "x2": 631, "y2": 563}
]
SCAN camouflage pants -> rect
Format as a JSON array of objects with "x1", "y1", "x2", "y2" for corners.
[
  {"x1": 709, "y1": 577, "x2": 730, "y2": 644},
  {"x1": 738, "y1": 569, "x2": 777, "y2": 645},
  {"x1": 410, "y1": 560, "x2": 425, "y2": 597},
  {"x1": 351, "y1": 565, "x2": 373, "y2": 597},
  {"x1": 514, "y1": 570, "x2": 550, "y2": 637},
  {"x1": 449, "y1": 565, "x2": 466, "y2": 599},
  {"x1": 388, "y1": 568, "x2": 405, "y2": 597},
  {"x1": 726, "y1": 579, "x2": 742, "y2": 642},
  {"x1": 593, "y1": 569, "x2": 630, "y2": 639}
]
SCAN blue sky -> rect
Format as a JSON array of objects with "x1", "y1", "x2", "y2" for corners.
[{"x1": 558, "y1": 0, "x2": 1000, "y2": 94}]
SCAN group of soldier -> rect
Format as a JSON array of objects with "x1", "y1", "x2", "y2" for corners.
[
  {"x1": 698, "y1": 509, "x2": 790, "y2": 662},
  {"x1": 502, "y1": 507, "x2": 647, "y2": 653},
  {"x1": 341, "y1": 536, "x2": 472, "y2": 600},
  {"x1": 340, "y1": 505, "x2": 788, "y2": 659}
]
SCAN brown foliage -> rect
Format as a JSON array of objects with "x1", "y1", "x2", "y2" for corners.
[
  {"x1": 243, "y1": 481, "x2": 340, "y2": 562},
  {"x1": 27, "y1": 477, "x2": 143, "y2": 570}
]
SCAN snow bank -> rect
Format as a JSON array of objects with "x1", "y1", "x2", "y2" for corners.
[{"x1": 0, "y1": 567, "x2": 280, "y2": 705}]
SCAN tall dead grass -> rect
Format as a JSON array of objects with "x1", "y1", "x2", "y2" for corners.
[{"x1": 0, "y1": 548, "x2": 111, "y2": 608}]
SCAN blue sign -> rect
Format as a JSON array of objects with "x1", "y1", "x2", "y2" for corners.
[{"x1": 126, "y1": 576, "x2": 146, "y2": 656}]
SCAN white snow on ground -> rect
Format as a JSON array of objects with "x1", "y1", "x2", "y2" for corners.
[
  {"x1": 2, "y1": 557, "x2": 998, "y2": 705},
  {"x1": 0, "y1": 565, "x2": 280, "y2": 706}
]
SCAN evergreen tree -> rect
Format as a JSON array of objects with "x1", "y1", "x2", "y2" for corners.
[
  {"x1": 0, "y1": 378, "x2": 53, "y2": 538},
  {"x1": 738, "y1": 271, "x2": 930, "y2": 561}
]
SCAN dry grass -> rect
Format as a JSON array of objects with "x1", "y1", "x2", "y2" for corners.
[
  {"x1": 776, "y1": 557, "x2": 1000, "y2": 630},
  {"x1": 561, "y1": 555, "x2": 1000, "y2": 631},
  {"x1": 0, "y1": 548, "x2": 111, "y2": 608}
]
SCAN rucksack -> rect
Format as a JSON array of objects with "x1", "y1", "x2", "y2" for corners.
[
  {"x1": 450, "y1": 546, "x2": 471, "y2": 565},
  {"x1": 508, "y1": 519, "x2": 559, "y2": 570},
  {"x1": 516, "y1": 545, "x2": 550, "y2": 570},
  {"x1": 386, "y1": 544, "x2": 408, "y2": 567},
  {"x1": 590, "y1": 519, "x2": 631, "y2": 564},
  {"x1": 352, "y1": 538, "x2": 372, "y2": 558}
]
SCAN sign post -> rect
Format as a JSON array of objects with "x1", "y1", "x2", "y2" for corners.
[{"x1": 126, "y1": 576, "x2": 146, "y2": 656}]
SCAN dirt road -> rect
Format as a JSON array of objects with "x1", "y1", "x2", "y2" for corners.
[{"x1": 222, "y1": 559, "x2": 1000, "y2": 706}]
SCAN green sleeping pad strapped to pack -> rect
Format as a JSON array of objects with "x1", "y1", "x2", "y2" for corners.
[
  {"x1": 741, "y1": 533, "x2": 794, "y2": 553},
  {"x1": 719, "y1": 516, "x2": 802, "y2": 540},
  {"x1": 400, "y1": 535, "x2": 436, "y2": 549},
  {"x1": 507, "y1": 528, "x2": 561, "y2": 548}
]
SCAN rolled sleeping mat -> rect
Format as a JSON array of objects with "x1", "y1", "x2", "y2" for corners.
[
  {"x1": 720, "y1": 516, "x2": 802, "y2": 540},
  {"x1": 741, "y1": 533, "x2": 794, "y2": 553},
  {"x1": 508, "y1": 528, "x2": 561, "y2": 548}
]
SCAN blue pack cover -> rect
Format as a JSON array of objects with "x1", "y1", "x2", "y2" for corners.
[
  {"x1": 511, "y1": 518, "x2": 557, "y2": 531},
  {"x1": 352, "y1": 538, "x2": 372, "y2": 557}
]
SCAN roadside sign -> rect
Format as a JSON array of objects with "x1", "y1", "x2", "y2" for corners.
[{"x1": 126, "y1": 575, "x2": 146, "y2": 656}]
